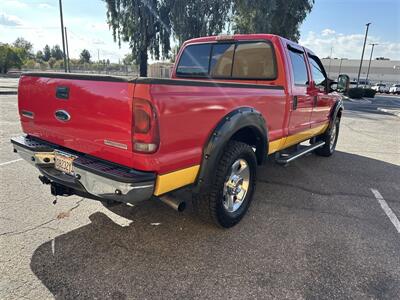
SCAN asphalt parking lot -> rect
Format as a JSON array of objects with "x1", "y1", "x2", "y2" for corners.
[{"x1": 1, "y1": 80, "x2": 400, "y2": 299}]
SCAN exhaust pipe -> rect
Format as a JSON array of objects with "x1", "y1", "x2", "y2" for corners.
[{"x1": 159, "y1": 195, "x2": 186, "y2": 212}]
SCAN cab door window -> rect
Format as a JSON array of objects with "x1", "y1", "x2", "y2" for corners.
[
  {"x1": 308, "y1": 54, "x2": 327, "y2": 88},
  {"x1": 288, "y1": 48, "x2": 309, "y2": 86}
]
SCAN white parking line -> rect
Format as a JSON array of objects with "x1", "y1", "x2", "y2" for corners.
[
  {"x1": 0, "y1": 158, "x2": 22, "y2": 167},
  {"x1": 371, "y1": 188, "x2": 400, "y2": 234}
]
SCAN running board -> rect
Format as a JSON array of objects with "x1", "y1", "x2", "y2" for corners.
[{"x1": 276, "y1": 141, "x2": 325, "y2": 165}]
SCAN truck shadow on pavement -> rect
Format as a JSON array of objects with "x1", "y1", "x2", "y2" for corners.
[{"x1": 30, "y1": 151, "x2": 400, "y2": 299}]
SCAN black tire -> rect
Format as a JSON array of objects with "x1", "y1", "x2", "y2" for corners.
[
  {"x1": 193, "y1": 141, "x2": 257, "y2": 228},
  {"x1": 315, "y1": 118, "x2": 340, "y2": 157}
]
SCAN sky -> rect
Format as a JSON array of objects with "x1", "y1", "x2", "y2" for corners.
[{"x1": 1, "y1": 0, "x2": 399, "y2": 62}]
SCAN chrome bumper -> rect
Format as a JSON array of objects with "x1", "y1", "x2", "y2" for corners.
[{"x1": 11, "y1": 136, "x2": 156, "y2": 204}]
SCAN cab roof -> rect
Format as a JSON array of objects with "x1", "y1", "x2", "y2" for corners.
[{"x1": 183, "y1": 34, "x2": 316, "y2": 56}]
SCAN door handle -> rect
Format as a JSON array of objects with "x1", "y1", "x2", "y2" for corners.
[
  {"x1": 313, "y1": 96, "x2": 318, "y2": 107},
  {"x1": 292, "y1": 96, "x2": 298, "y2": 110}
]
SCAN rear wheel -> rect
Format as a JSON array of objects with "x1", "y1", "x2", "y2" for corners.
[
  {"x1": 193, "y1": 141, "x2": 257, "y2": 228},
  {"x1": 315, "y1": 117, "x2": 340, "y2": 157}
]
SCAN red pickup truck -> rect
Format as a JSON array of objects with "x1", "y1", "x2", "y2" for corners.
[{"x1": 12, "y1": 34, "x2": 343, "y2": 228}]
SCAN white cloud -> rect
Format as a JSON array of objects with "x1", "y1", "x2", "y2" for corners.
[
  {"x1": 300, "y1": 29, "x2": 400, "y2": 60},
  {"x1": 0, "y1": 12, "x2": 24, "y2": 26},
  {"x1": 2, "y1": 0, "x2": 28, "y2": 8},
  {"x1": 90, "y1": 22, "x2": 109, "y2": 31},
  {"x1": 38, "y1": 3, "x2": 53, "y2": 9},
  {"x1": 321, "y1": 28, "x2": 335, "y2": 36}
]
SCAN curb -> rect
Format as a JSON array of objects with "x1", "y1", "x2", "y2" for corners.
[
  {"x1": 377, "y1": 108, "x2": 400, "y2": 118},
  {"x1": 344, "y1": 97, "x2": 372, "y2": 104},
  {"x1": 0, "y1": 91, "x2": 17, "y2": 95}
]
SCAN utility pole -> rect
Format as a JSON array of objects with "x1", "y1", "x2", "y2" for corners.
[
  {"x1": 338, "y1": 58, "x2": 343, "y2": 77},
  {"x1": 64, "y1": 27, "x2": 71, "y2": 73},
  {"x1": 328, "y1": 46, "x2": 333, "y2": 77},
  {"x1": 98, "y1": 49, "x2": 100, "y2": 62},
  {"x1": 58, "y1": 0, "x2": 67, "y2": 72},
  {"x1": 356, "y1": 22, "x2": 371, "y2": 87},
  {"x1": 366, "y1": 43, "x2": 378, "y2": 85}
]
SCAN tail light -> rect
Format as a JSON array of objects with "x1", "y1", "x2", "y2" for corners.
[{"x1": 132, "y1": 98, "x2": 159, "y2": 153}]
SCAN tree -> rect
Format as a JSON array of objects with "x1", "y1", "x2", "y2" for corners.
[
  {"x1": 123, "y1": 53, "x2": 135, "y2": 65},
  {"x1": 104, "y1": 0, "x2": 171, "y2": 77},
  {"x1": 0, "y1": 44, "x2": 23, "y2": 73},
  {"x1": 80, "y1": 49, "x2": 91, "y2": 63},
  {"x1": 13, "y1": 38, "x2": 33, "y2": 52},
  {"x1": 168, "y1": 0, "x2": 233, "y2": 45},
  {"x1": 13, "y1": 37, "x2": 33, "y2": 59},
  {"x1": 51, "y1": 45, "x2": 64, "y2": 60},
  {"x1": 43, "y1": 45, "x2": 51, "y2": 62},
  {"x1": 48, "y1": 57, "x2": 57, "y2": 68},
  {"x1": 233, "y1": 0, "x2": 314, "y2": 42},
  {"x1": 36, "y1": 50, "x2": 44, "y2": 61}
]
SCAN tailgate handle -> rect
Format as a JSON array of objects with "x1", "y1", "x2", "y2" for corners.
[{"x1": 56, "y1": 86, "x2": 69, "y2": 99}]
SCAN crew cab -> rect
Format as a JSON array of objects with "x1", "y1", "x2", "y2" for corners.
[{"x1": 12, "y1": 34, "x2": 343, "y2": 228}]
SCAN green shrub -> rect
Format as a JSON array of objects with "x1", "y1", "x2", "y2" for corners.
[
  {"x1": 363, "y1": 88, "x2": 376, "y2": 98},
  {"x1": 348, "y1": 87, "x2": 364, "y2": 99}
]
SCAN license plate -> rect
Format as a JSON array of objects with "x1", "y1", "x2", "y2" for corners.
[{"x1": 54, "y1": 151, "x2": 76, "y2": 175}]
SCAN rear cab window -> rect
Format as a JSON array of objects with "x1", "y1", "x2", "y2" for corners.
[
  {"x1": 176, "y1": 40, "x2": 277, "y2": 80},
  {"x1": 176, "y1": 44, "x2": 211, "y2": 77}
]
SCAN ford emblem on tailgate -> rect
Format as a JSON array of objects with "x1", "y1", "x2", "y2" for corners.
[{"x1": 55, "y1": 110, "x2": 71, "y2": 122}]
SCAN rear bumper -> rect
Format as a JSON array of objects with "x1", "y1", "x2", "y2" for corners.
[{"x1": 11, "y1": 136, "x2": 156, "y2": 204}]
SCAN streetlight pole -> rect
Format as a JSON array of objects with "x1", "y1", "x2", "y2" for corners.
[
  {"x1": 338, "y1": 58, "x2": 343, "y2": 77},
  {"x1": 356, "y1": 22, "x2": 371, "y2": 87},
  {"x1": 64, "y1": 27, "x2": 71, "y2": 73},
  {"x1": 58, "y1": 0, "x2": 67, "y2": 73},
  {"x1": 365, "y1": 43, "x2": 378, "y2": 85},
  {"x1": 328, "y1": 46, "x2": 333, "y2": 77}
]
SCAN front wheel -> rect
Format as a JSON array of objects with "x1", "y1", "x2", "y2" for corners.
[
  {"x1": 193, "y1": 141, "x2": 257, "y2": 228},
  {"x1": 315, "y1": 118, "x2": 340, "y2": 157}
]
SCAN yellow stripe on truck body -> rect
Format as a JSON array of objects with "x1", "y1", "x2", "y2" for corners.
[
  {"x1": 154, "y1": 165, "x2": 200, "y2": 196},
  {"x1": 268, "y1": 123, "x2": 328, "y2": 154},
  {"x1": 155, "y1": 123, "x2": 328, "y2": 195}
]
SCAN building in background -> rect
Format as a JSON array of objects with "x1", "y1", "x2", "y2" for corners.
[
  {"x1": 322, "y1": 58, "x2": 400, "y2": 84},
  {"x1": 148, "y1": 62, "x2": 173, "y2": 78}
]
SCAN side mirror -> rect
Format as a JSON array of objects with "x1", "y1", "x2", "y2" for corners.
[
  {"x1": 337, "y1": 74, "x2": 350, "y2": 93},
  {"x1": 317, "y1": 79, "x2": 336, "y2": 93}
]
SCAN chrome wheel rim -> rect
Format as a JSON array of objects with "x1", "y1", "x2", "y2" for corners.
[
  {"x1": 223, "y1": 159, "x2": 250, "y2": 213},
  {"x1": 330, "y1": 123, "x2": 337, "y2": 150}
]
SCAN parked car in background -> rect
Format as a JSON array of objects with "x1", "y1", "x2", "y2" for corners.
[
  {"x1": 389, "y1": 84, "x2": 400, "y2": 94},
  {"x1": 349, "y1": 79, "x2": 370, "y2": 89},
  {"x1": 371, "y1": 83, "x2": 389, "y2": 93}
]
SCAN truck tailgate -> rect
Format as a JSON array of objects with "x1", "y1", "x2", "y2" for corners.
[{"x1": 18, "y1": 73, "x2": 135, "y2": 167}]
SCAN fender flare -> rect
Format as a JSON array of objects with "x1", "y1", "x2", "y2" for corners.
[
  {"x1": 331, "y1": 98, "x2": 344, "y2": 121},
  {"x1": 329, "y1": 97, "x2": 344, "y2": 129},
  {"x1": 194, "y1": 107, "x2": 267, "y2": 192}
]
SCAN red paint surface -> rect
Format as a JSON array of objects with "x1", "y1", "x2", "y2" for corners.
[{"x1": 18, "y1": 34, "x2": 338, "y2": 175}]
